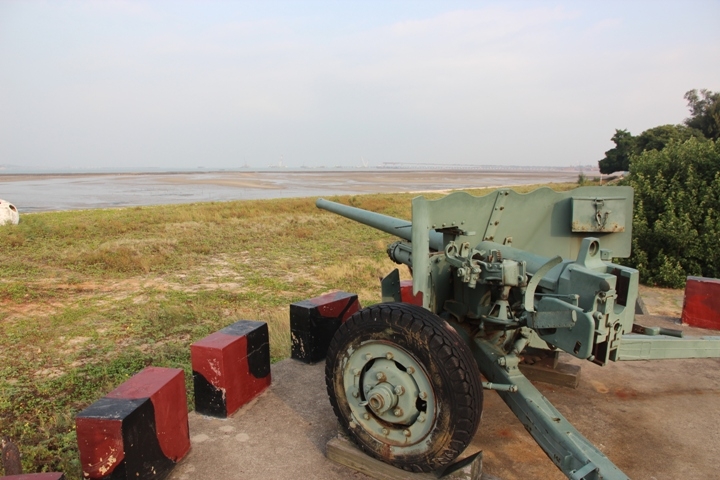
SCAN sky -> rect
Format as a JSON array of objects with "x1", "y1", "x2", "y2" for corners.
[{"x1": 1, "y1": 1, "x2": 719, "y2": 170}]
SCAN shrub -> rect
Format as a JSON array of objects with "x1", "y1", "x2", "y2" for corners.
[{"x1": 623, "y1": 138, "x2": 720, "y2": 287}]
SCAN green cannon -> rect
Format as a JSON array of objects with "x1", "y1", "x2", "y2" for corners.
[{"x1": 316, "y1": 186, "x2": 720, "y2": 480}]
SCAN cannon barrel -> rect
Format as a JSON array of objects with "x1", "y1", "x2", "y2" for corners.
[{"x1": 316, "y1": 198, "x2": 444, "y2": 249}]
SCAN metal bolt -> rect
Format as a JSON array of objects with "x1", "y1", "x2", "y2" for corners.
[
  {"x1": 365, "y1": 353, "x2": 372, "y2": 360},
  {"x1": 407, "y1": 366, "x2": 415, "y2": 374},
  {"x1": 382, "y1": 428, "x2": 389, "y2": 435},
  {"x1": 363, "y1": 413, "x2": 370, "y2": 420},
  {"x1": 386, "y1": 352, "x2": 394, "y2": 360},
  {"x1": 352, "y1": 390, "x2": 359, "y2": 398},
  {"x1": 376, "y1": 372, "x2": 386, "y2": 382},
  {"x1": 394, "y1": 385, "x2": 405, "y2": 395},
  {"x1": 497, "y1": 357, "x2": 506, "y2": 366},
  {"x1": 353, "y1": 368, "x2": 361, "y2": 376},
  {"x1": 393, "y1": 408, "x2": 403, "y2": 417},
  {"x1": 420, "y1": 392, "x2": 427, "y2": 400},
  {"x1": 403, "y1": 429, "x2": 411, "y2": 437},
  {"x1": 417, "y1": 414, "x2": 426, "y2": 423},
  {"x1": 349, "y1": 421, "x2": 357, "y2": 429}
]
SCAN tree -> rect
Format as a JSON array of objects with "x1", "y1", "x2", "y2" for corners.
[
  {"x1": 684, "y1": 89, "x2": 720, "y2": 140},
  {"x1": 599, "y1": 129, "x2": 635, "y2": 174},
  {"x1": 623, "y1": 137, "x2": 719, "y2": 287},
  {"x1": 599, "y1": 124, "x2": 704, "y2": 174},
  {"x1": 635, "y1": 124, "x2": 703, "y2": 152}
]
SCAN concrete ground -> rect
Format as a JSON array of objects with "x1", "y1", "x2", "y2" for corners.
[{"x1": 169, "y1": 314, "x2": 720, "y2": 480}]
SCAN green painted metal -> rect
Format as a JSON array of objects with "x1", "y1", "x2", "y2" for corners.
[
  {"x1": 316, "y1": 186, "x2": 720, "y2": 479},
  {"x1": 468, "y1": 330, "x2": 629, "y2": 480},
  {"x1": 380, "y1": 268, "x2": 401, "y2": 303},
  {"x1": 615, "y1": 334, "x2": 720, "y2": 360}
]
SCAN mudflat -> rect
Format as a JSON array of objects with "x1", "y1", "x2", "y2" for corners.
[{"x1": 0, "y1": 168, "x2": 594, "y2": 212}]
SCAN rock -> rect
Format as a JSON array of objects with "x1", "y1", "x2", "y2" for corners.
[
  {"x1": 0, "y1": 199, "x2": 19, "y2": 225},
  {"x1": 1, "y1": 435, "x2": 23, "y2": 475}
]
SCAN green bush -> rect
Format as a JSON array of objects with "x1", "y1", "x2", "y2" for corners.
[{"x1": 623, "y1": 138, "x2": 720, "y2": 287}]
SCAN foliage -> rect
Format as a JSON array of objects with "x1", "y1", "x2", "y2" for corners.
[
  {"x1": 599, "y1": 89, "x2": 716, "y2": 174},
  {"x1": 622, "y1": 138, "x2": 720, "y2": 287},
  {"x1": 599, "y1": 125, "x2": 703, "y2": 174},
  {"x1": 635, "y1": 124, "x2": 703, "y2": 153},
  {"x1": 599, "y1": 129, "x2": 635, "y2": 174},
  {"x1": 684, "y1": 88, "x2": 720, "y2": 140}
]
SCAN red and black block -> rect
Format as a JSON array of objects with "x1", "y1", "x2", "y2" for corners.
[
  {"x1": 290, "y1": 291, "x2": 360, "y2": 363},
  {"x1": 682, "y1": 276, "x2": 720, "y2": 330},
  {"x1": 191, "y1": 320, "x2": 271, "y2": 418},
  {"x1": 400, "y1": 280, "x2": 423, "y2": 306},
  {"x1": 75, "y1": 367, "x2": 190, "y2": 480},
  {"x1": 0, "y1": 475, "x2": 66, "y2": 480}
]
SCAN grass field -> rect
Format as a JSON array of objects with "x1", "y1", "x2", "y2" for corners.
[{"x1": 0, "y1": 182, "x2": 674, "y2": 477}]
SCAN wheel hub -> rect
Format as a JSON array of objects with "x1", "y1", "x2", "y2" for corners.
[
  {"x1": 342, "y1": 341, "x2": 435, "y2": 448},
  {"x1": 366, "y1": 383, "x2": 396, "y2": 415}
]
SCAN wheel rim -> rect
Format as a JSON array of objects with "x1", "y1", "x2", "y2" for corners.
[{"x1": 341, "y1": 340, "x2": 436, "y2": 450}]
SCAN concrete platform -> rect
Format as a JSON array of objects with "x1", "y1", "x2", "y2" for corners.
[{"x1": 169, "y1": 315, "x2": 720, "y2": 480}]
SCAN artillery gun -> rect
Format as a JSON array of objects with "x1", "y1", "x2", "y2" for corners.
[{"x1": 316, "y1": 186, "x2": 720, "y2": 480}]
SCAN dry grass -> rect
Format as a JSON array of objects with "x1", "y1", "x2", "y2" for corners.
[{"x1": 2, "y1": 182, "x2": 645, "y2": 477}]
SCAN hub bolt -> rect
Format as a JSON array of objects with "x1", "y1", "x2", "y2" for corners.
[
  {"x1": 352, "y1": 390, "x2": 359, "y2": 398},
  {"x1": 353, "y1": 368, "x2": 361, "y2": 376},
  {"x1": 420, "y1": 392, "x2": 427, "y2": 400},
  {"x1": 418, "y1": 414, "x2": 426, "y2": 423},
  {"x1": 382, "y1": 428, "x2": 389, "y2": 435},
  {"x1": 393, "y1": 408, "x2": 403, "y2": 417},
  {"x1": 376, "y1": 372, "x2": 386, "y2": 382},
  {"x1": 394, "y1": 385, "x2": 405, "y2": 395},
  {"x1": 365, "y1": 353, "x2": 373, "y2": 360},
  {"x1": 407, "y1": 367, "x2": 415, "y2": 374},
  {"x1": 386, "y1": 352, "x2": 394, "y2": 360},
  {"x1": 403, "y1": 429, "x2": 411, "y2": 437},
  {"x1": 363, "y1": 413, "x2": 370, "y2": 420}
]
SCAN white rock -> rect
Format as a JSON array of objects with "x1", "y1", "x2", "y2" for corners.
[{"x1": 0, "y1": 199, "x2": 19, "y2": 225}]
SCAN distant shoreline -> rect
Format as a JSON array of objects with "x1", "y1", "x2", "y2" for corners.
[
  {"x1": 0, "y1": 166, "x2": 598, "y2": 182},
  {"x1": 0, "y1": 169, "x2": 595, "y2": 213}
]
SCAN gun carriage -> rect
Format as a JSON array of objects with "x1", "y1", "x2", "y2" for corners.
[{"x1": 316, "y1": 187, "x2": 720, "y2": 480}]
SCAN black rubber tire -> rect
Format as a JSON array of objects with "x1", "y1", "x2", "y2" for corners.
[{"x1": 325, "y1": 303, "x2": 483, "y2": 472}]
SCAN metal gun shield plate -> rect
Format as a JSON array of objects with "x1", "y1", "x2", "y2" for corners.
[{"x1": 325, "y1": 303, "x2": 483, "y2": 472}]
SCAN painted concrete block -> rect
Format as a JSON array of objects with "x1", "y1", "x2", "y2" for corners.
[
  {"x1": 75, "y1": 367, "x2": 190, "y2": 480},
  {"x1": 291, "y1": 291, "x2": 360, "y2": 363},
  {"x1": 191, "y1": 320, "x2": 271, "y2": 418},
  {"x1": 682, "y1": 276, "x2": 720, "y2": 329},
  {"x1": 399, "y1": 280, "x2": 423, "y2": 306}
]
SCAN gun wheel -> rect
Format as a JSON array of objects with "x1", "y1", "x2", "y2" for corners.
[{"x1": 325, "y1": 303, "x2": 483, "y2": 473}]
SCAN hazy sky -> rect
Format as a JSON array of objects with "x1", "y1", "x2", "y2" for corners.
[{"x1": 1, "y1": 1, "x2": 719, "y2": 169}]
